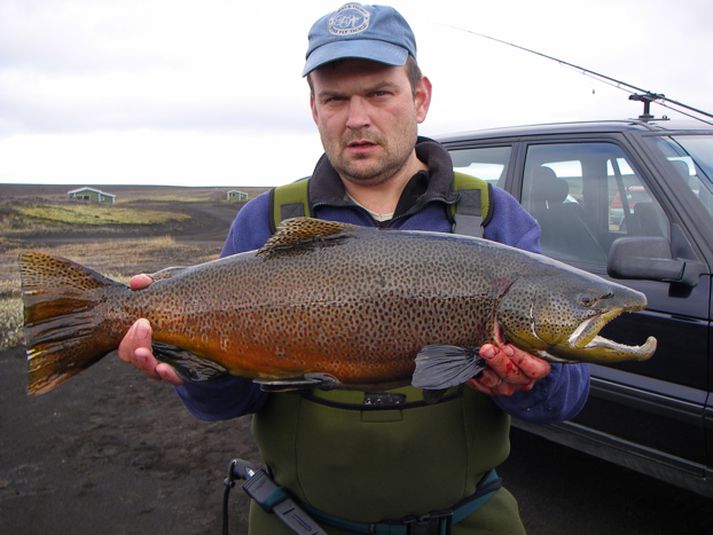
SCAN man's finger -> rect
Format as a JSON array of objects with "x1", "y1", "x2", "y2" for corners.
[
  {"x1": 466, "y1": 376, "x2": 517, "y2": 396},
  {"x1": 129, "y1": 274, "x2": 154, "y2": 290},
  {"x1": 117, "y1": 320, "x2": 146, "y2": 363},
  {"x1": 156, "y1": 363, "x2": 184, "y2": 385},
  {"x1": 475, "y1": 369, "x2": 502, "y2": 389},
  {"x1": 509, "y1": 347, "x2": 551, "y2": 379},
  {"x1": 117, "y1": 318, "x2": 155, "y2": 369},
  {"x1": 133, "y1": 346, "x2": 161, "y2": 380},
  {"x1": 479, "y1": 345, "x2": 530, "y2": 384},
  {"x1": 117, "y1": 319, "x2": 183, "y2": 385}
]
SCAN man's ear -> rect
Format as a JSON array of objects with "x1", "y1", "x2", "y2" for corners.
[
  {"x1": 310, "y1": 92, "x2": 319, "y2": 125},
  {"x1": 415, "y1": 76, "x2": 432, "y2": 124}
]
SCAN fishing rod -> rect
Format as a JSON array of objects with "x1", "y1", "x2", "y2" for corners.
[{"x1": 442, "y1": 24, "x2": 713, "y2": 125}]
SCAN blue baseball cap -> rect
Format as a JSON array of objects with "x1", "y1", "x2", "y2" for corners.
[{"x1": 303, "y1": 3, "x2": 417, "y2": 76}]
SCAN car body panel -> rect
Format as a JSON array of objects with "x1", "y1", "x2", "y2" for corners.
[{"x1": 440, "y1": 119, "x2": 713, "y2": 497}]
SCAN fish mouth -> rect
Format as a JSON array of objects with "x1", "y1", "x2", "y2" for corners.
[
  {"x1": 567, "y1": 308, "x2": 623, "y2": 349},
  {"x1": 548, "y1": 307, "x2": 656, "y2": 364}
]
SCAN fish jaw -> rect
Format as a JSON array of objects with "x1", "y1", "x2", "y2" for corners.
[
  {"x1": 537, "y1": 306, "x2": 657, "y2": 364},
  {"x1": 561, "y1": 334, "x2": 657, "y2": 363}
]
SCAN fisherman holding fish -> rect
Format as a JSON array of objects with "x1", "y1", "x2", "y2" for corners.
[{"x1": 116, "y1": 4, "x2": 591, "y2": 534}]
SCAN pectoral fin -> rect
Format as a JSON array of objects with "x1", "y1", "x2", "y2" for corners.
[
  {"x1": 152, "y1": 342, "x2": 228, "y2": 382},
  {"x1": 412, "y1": 345, "x2": 486, "y2": 391}
]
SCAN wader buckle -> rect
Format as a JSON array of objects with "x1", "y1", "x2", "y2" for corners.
[
  {"x1": 402, "y1": 511, "x2": 453, "y2": 535},
  {"x1": 223, "y1": 458, "x2": 327, "y2": 535}
]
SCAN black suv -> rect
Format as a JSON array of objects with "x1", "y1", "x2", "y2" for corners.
[{"x1": 439, "y1": 120, "x2": 713, "y2": 497}]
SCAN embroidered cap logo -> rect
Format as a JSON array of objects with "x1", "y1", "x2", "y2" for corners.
[{"x1": 328, "y1": 3, "x2": 370, "y2": 36}]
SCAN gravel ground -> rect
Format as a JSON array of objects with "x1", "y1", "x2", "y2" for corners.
[
  {"x1": 2, "y1": 345, "x2": 712, "y2": 535},
  {"x1": 0, "y1": 346, "x2": 259, "y2": 534}
]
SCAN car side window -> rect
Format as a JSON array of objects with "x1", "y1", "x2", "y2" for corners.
[
  {"x1": 655, "y1": 135, "x2": 713, "y2": 218},
  {"x1": 449, "y1": 146, "x2": 511, "y2": 187},
  {"x1": 521, "y1": 142, "x2": 669, "y2": 265}
]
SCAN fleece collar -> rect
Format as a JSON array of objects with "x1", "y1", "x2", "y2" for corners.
[{"x1": 309, "y1": 137, "x2": 459, "y2": 219}]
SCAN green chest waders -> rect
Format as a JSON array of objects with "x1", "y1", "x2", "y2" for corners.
[
  {"x1": 249, "y1": 387, "x2": 524, "y2": 534},
  {"x1": 245, "y1": 173, "x2": 525, "y2": 533}
]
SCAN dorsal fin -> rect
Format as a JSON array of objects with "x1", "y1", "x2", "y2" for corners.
[{"x1": 257, "y1": 217, "x2": 357, "y2": 256}]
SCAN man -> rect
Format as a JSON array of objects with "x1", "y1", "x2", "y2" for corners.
[{"x1": 119, "y1": 4, "x2": 590, "y2": 533}]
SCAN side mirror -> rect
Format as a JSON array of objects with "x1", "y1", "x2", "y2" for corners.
[{"x1": 607, "y1": 236, "x2": 703, "y2": 287}]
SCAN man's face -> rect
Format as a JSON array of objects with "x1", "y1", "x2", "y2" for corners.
[{"x1": 309, "y1": 59, "x2": 431, "y2": 186}]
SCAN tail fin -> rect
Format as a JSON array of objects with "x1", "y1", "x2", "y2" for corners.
[{"x1": 19, "y1": 251, "x2": 123, "y2": 395}]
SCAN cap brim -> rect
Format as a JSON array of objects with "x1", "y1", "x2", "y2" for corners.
[{"x1": 303, "y1": 39, "x2": 409, "y2": 76}]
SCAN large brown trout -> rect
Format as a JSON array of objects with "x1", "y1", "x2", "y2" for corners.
[{"x1": 19, "y1": 217, "x2": 656, "y2": 396}]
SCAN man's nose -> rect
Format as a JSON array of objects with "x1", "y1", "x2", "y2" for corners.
[{"x1": 345, "y1": 97, "x2": 370, "y2": 129}]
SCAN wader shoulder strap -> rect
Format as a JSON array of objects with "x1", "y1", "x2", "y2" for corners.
[
  {"x1": 270, "y1": 172, "x2": 492, "y2": 238},
  {"x1": 269, "y1": 178, "x2": 312, "y2": 234},
  {"x1": 450, "y1": 172, "x2": 492, "y2": 238}
]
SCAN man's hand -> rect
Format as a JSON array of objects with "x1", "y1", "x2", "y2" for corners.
[
  {"x1": 466, "y1": 344, "x2": 550, "y2": 396},
  {"x1": 116, "y1": 274, "x2": 183, "y2": 385}
]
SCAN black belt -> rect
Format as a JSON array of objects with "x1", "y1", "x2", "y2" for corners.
[{"x1": 303, "y1": 469, "x2": 502, "y2": 535}]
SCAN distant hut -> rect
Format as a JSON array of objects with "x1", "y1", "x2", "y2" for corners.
[
  {"x1": 67, "y1": 187, "x2": 116, "y2": 204},
  {"x1": 227, "y1": 190, "x2": 248, "y2": 202}
]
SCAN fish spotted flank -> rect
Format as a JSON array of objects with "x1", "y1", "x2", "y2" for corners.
[{"x1": 19, "y1": 218, "x2": 655, "y2": 396}]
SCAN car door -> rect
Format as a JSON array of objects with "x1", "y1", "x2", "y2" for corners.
[{"x1": 511, "y1": 135, "x2": 710, "y2": 481}]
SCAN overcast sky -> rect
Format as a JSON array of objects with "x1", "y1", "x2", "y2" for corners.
[{"x1": 1, "y1": 0, "x2": 711, "y2": 187}]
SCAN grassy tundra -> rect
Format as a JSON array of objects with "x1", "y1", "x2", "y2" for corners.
[{"x1": 0, "y1": 184, "x2": 262, "y2": 353}]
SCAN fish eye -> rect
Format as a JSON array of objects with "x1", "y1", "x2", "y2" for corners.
[{"x1": 579, "y1": 294, "x2": 596, "y2": 307}]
